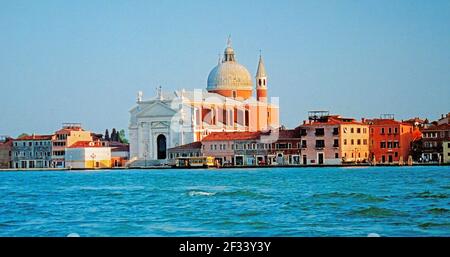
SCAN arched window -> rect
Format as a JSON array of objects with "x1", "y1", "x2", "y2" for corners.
[{"x1": 157, "y1": 134, "x2": 167, "y2": 159}]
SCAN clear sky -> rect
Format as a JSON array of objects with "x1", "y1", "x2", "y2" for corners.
[{"x1": 1, "y1": 0, "x2": 449, "y2": 137}]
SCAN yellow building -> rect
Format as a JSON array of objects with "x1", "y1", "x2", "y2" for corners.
[
  {"x1": 339, "y1": 122, "x2": 370, "y2": 163},
  {"x1": 52, "y1": 123, "x2": 94, "y2": 168},
  {"x1": 65, "y1": 141, "x2": 111, "y2": 169}
]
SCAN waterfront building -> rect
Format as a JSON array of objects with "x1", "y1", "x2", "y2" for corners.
[
  {"x1": 200, "y1": 128, "x2": 301, "y2": 166},
  {"x1": 364, "y1": 115, "x2": 416, "y2": 164},
  {"x1": 168, "y1": 141, "x2": 202, "y2": 160},
  {"x1": 266, "y1": 127, "x2": 302, "y2": 165},
  {"x1": 444, "y1": 141, "x2": 450, "y2": 164},
  {"x1": 128, "y1": 38, "x2": 279, "y2": 166},
  {"x1": 65, "y1": 141, "x2": 111, "y2": 169},
  {"x1": 109, "y1": 141, "x2": 130, "y2": 167},
  {"x1": 421, "y1": 124, "x2": 450, "y2": 163},
  {"x1": 0, "y1": 136, "x2": 13, "y2": 169},
  {"x1": 201, "y1": 131, "x2": 262, "y2": 166},
  {"x1": 51, "y1": 123, "x2": 93, "y2": 168},
  {"x1": 12, "y1": 134, "x2": 52, "y2": 169},
  {"x1": 299, "y1": 112, "x2": 370, "y2": 165},
  {"x1": 437, "y1": 112, "x2": 450, "y2": 126}
]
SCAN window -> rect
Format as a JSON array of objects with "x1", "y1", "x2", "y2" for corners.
[
  {"x1": 381, "y1": 128, "x2": 385, "y2": 134},
  {"x1": 315, "y1": 128, "x2": 325, "y2": 136},
  {"x1": 333, "y1": 127, "x2": 339, "y2": 135},
  {"x1": 335, "y1": 153, "x2": 339, "y2": 158},
  {"x1": 315, "y1": 140, "x2": 325, "y2": 148},
  {"x1": 351, "y1": 128, "x2": 354, "y2": 133},
  {"x1": 351, "y1": 139, "x2": 354, "y2": 145},
  {"x1": 357, "y1": 139, "x2": 361, "y2": 145},
  {"x1": 344, "y1": 139, "x2": 347, "y2": 145},
  {"x1": 380, "y1": 141, "x2": 386, "y2": 148},
  {"x1": 388, "y1": 128, "x2": 392, "y2": 134},
  {"x1": 357, "y1": 128, "x2": 361, "y2": 133},
  {"x1": 300, "y1": 129, "x2": 307, "y2": 136},
  {"x1": 301, "y1": 140, "x2": 307, "y2": 148},
  {"x1": 387, "y1": 141, "x2": 393, "y2": 149},
  {"x1": 363, "y1": 139, "x2": 368, "y2": 145},
  {"x1": 394, "y1": 128, "x2": 398, "y2": 134},
  {"x1": 333, "y1": 139, "x2": 339, "y2": 147}
]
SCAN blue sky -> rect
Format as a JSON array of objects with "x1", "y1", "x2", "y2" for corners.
[{"x1": 0, "y1": 0, "x2": 449, "y2": 137}]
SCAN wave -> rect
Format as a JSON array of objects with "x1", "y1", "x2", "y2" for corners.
[
  {"x1": 418, "y1": 222, "x2": 450, "y2": 229},
  {"x1": 312, "y1": 192, "x2": 387, "y2": 203},
  {"x1": 350, "y1": 206, "x2": 404, "y2": 217},
  {"x1": 411, "y1": 191, "x2": 448, "y2": 199},
  {"x1": 187, "y1": 191, "x2": 216, "y2": 197},
  {"x1": 427, "y1": 208, "x2": 450, "y2": 215}
]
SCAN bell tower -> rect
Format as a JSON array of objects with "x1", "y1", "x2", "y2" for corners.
[{"x1": 255, "y1": 53, "x2": 267, "y2": 102}]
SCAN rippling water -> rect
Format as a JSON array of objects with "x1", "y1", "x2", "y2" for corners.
[{"x1": 0, "y1": 166, "x2": 449, "y2": 236}]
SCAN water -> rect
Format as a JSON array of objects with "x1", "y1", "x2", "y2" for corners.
[{"x1": 0, "y1": 166, "x2": 449, "y2": 237}]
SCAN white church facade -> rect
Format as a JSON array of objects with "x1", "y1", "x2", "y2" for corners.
[{"x1": 128, "y1": 38, "x2": 280, "y2": 165}]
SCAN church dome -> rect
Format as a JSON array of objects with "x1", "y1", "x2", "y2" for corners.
[
  {"x1": 207, "y1": 62, "x2": 253, "y2": 91},
  {"x1": 207, "y1": 38, "x2": 253, "y2": 92}
]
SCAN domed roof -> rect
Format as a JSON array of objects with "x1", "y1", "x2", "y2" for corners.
[
  {"x1": 207, "y1": 62, "x2": 253, "y2": 91},
  {"x1": 207, "y1": 38, "x2": 253, "y2": 91}
]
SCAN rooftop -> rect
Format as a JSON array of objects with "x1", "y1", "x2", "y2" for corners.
[
  {"x1": 202, "y1": 131, "x2": 261, "y2": 141},
  {"x1": 14, "y1": 134, "x2": 53, "y2": 141},
  {"x1": 168, "y1": 141, "x2": 202, "y2": 151}
]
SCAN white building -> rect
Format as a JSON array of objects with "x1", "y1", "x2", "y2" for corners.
[
  {"x1": 128, "y1": 38, "x2": 280, "y2": 166},
  {"x1": 65, "y1": 141, "x2": 111, "y2": 169}
]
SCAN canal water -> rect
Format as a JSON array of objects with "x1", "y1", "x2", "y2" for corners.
[{"x1": 0, "y1": 166, "x2": 449, "y2": 236}]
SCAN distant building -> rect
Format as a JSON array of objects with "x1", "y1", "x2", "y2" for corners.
[
  {"x1": 200, "y1": 128, "x2": 301, "y2": 166},
  {"x1": 421, "y1": 124, "x2": 450, "y2": 163},
  {"x1": 108, "y1": 141, "x2": 130, "y2": 167},
  {"x1": 0, "y1": 136, "x2": 13, "y2": 169},
  {"x1": 201, "y1": 131, "x2": 262, "y2": 166},
  {"x1": 266, "y1": 128, "x2": 302, "y2": 165},
  {"x1": 168, "y1": 141, "x2": 202, "y2": 160},
  {"x1": 443, "y1": 141, "x2": 450, "y2": 164},
  {"x1": 65, "y1": 141, "x2": 111, "y2": 169},
  {"x1": 364, "y1": 117, "x2": 416, "y2": 164},
  {"x1": 437, "y1": 112, "x2": 450, "y2": 125},
  {"x1": 299, "y1": 112, "x2": 369, "y2": 165},
  {"x1": 51, "y1": 123, "x2": 93, "y2": 168},
  {"x1": 129, "y1": 38, "x2": 279, "y2": 166},
  {"x1": 12, "y1": 134, "x2": 52, "y2": 169}
]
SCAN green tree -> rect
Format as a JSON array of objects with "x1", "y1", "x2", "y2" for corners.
[
  {"x1": 118, "y1": 129, "x2": 128, "y2": 144},
  {"x1": 17, "y1": 133, "x2": 29, "y2": 138}
]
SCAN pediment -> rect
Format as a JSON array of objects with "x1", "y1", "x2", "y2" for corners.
[
  {"x1": 137, "y1": 101, "x2": 177, "y2": 118},
  {"x1": 151, "y1": 121, "x2": 170, "y2": 129}
]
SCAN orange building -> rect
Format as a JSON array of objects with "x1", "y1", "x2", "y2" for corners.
[{"x1": 365, "y1": 117, "x2": 415, "y2": 164}]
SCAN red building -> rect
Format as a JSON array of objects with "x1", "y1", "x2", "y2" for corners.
[
  {"x1": 365, "y1": 118, "x2": 417, "y2": 164},
  {"x1": 0, "y1": 136, "x2": 13, "y2": 169}
]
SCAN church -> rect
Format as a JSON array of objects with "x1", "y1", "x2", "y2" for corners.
[{"x1": 128, "y1": 38, "x2": 280, "y2": 165}]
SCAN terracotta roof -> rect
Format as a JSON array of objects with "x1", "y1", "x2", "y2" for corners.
[
  {"x1": 276, "y1": 129, "x2": 301, "y2": 139},
  {"x1": 14, "y1": 135, "x2": 53, "y2": 141},
  {"x1": 55, "y1": 128, "x2": 84, "y2": 134},
  {"x1": 169, "y1": 141, "x2": 202, "y2": 151},
  {"x1": 68, "y1": 141, "x2": 108, "y2": 148},
  {"x1": 422, "y1": 124, "x2": 450, "y2": 132},
  {"x1": 364, "y1": 119, "x2": 411, "y2": 126},
  {"x1": 202, "y1": 131, "x2": 261, "y2": 141},
  {"x1": 301, "y1": 116, "x2": 363, "y2": 126}
]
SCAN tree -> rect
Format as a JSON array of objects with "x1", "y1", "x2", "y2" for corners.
[
  {"x1": 17, "y1": 133, "x2": 29, "y2": 138},
  {"x1": 118, "y1": 129, "x2": 129, "y2": 144},
  {"x1": 111, "y1": 128, "x2": 117, "y2": 142},
  {"x1": 104, "y1": 129, "x2": 110, "y2": 141}
]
